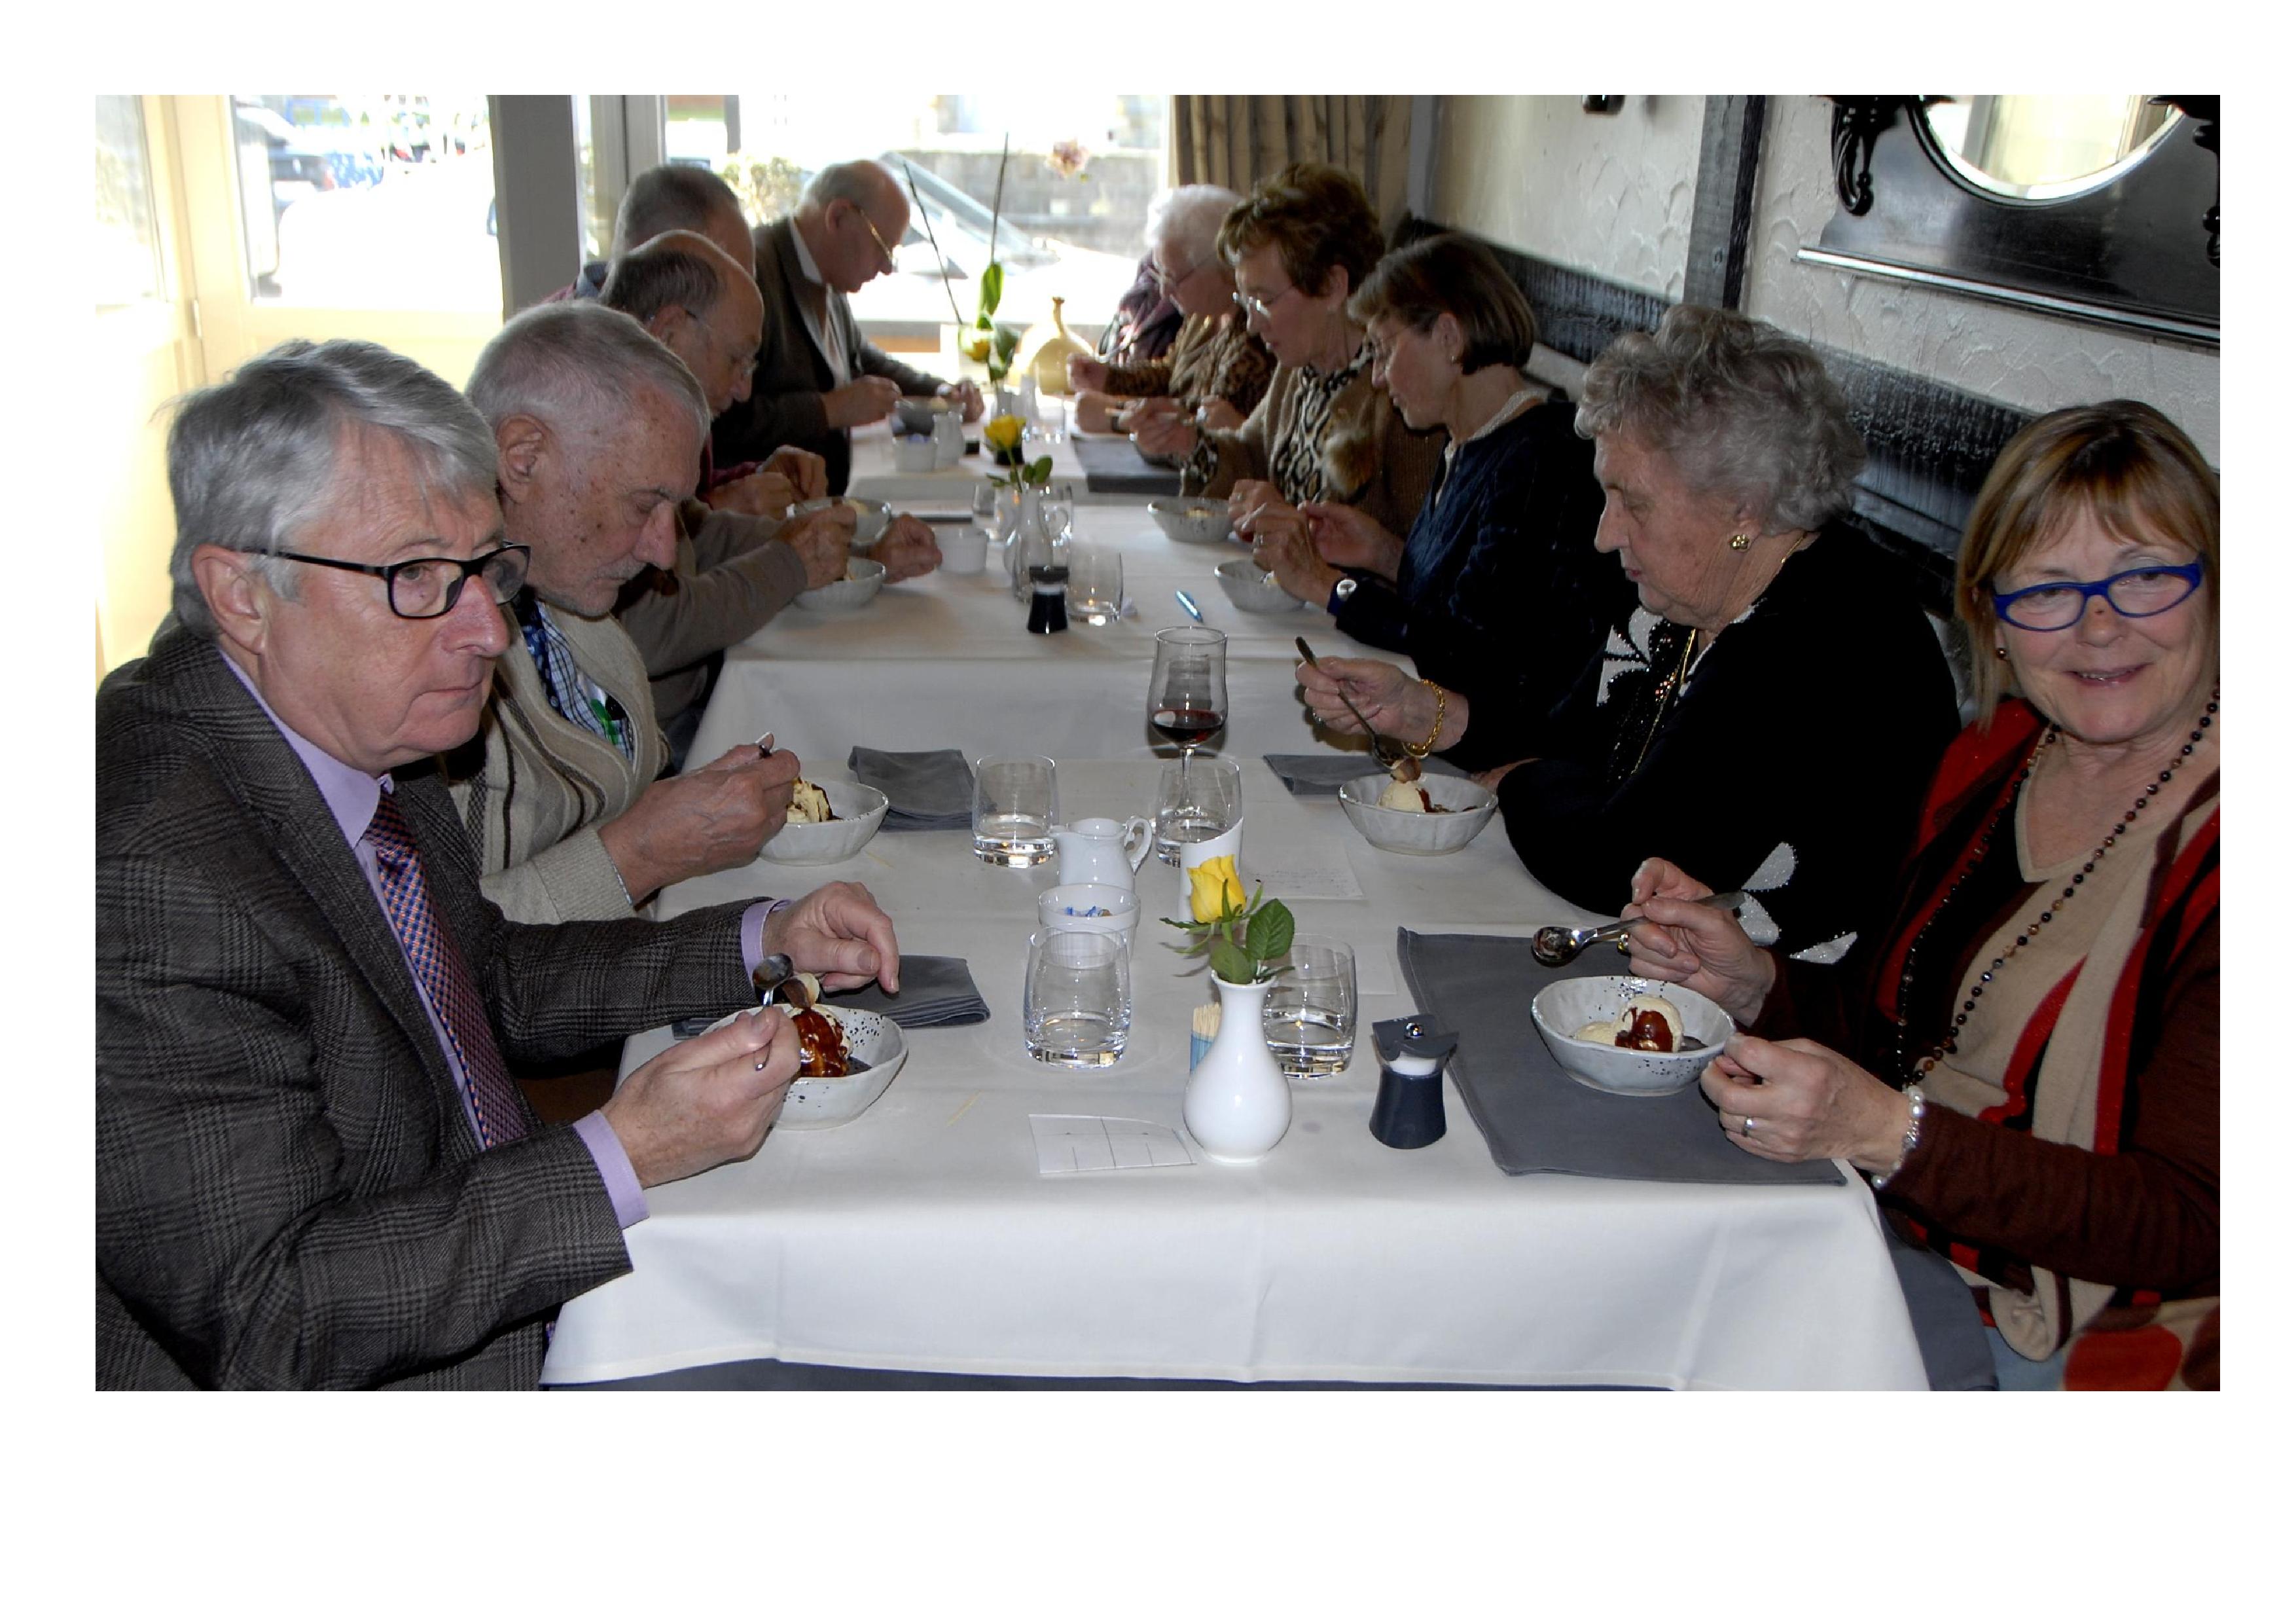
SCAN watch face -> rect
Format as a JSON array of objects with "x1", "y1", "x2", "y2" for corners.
[{"x1": 1333, "y1": 577, "x2": 1357, "y2": 601}]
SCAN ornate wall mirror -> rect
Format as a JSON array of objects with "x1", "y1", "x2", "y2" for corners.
[{"x1": 1801, "y1": 95, "x2": 2217, "y2": 346}]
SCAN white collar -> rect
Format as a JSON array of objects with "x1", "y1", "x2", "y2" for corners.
[{"x1": 790, "y1": 219, "x2": 826, "y2": 288}]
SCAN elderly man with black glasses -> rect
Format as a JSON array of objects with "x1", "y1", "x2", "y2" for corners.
[{"x1": 96, "y1": 334, "x2": 901, "y2": 1387}]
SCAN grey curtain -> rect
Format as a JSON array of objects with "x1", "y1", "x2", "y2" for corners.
[{"x1": 1170, "y1": 96, "x2": 1414, "y2": 226}]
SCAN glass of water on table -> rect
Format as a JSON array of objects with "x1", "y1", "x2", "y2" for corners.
[
  {"x1": 1024, "y1": 930, "x2": 1130, "y2": 1067},
  {"x1": 1261, "y1": 936, "x2": 1357, "y2": 1075},
  {"x1": 973, "y1": 754, "x2": 1059, "y2": 867}
]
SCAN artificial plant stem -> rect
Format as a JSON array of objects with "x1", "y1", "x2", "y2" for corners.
[
  {"x1": 986, "y1": 134, "x2": 1009, "y2": 279},
  {"x1": 902, "y1": 160, "x2": 967, "y2": 331}
]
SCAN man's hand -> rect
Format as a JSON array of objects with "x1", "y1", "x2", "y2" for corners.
[
  {"x1": 598, "y1": 746, "x2": 802, "y2": 902},
  {"x1": 601, "y1": 1006, "x2": 800, "y2": 1188},
  {"x1": 1128, "y1": 397, "x2": 1196, "y2": 459},
  {"x1": 705, "y1": 469, "x2": 798, "y2": 518},
  {"x1": 775, "y1": 503, "x2": 856, "y2": 588},
  {"x1": 938, "y1": 379, "x2": 985, "y2": 422},
  {"x1": 762, "y1": 881, "x2": 902, "y2": 993},
  {"x1": 1300, "y1": 501, "x2": 1403, "y2": 575},
  {"x1": 823, "y1": 376, "x2": 902, "y2": 429},
  {"x1": 763, "y1": 445, "x2": 828, "y2": 503},
  {"x1": 874, "y1": 513, "x2": 943, "y2": 582}
]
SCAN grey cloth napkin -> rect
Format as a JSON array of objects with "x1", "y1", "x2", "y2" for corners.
[
  {"x1": 669, "y1": 956, "x2": 990, "y2": 1037},
  {"x1": 1395, "y1": 930, "x2": 1842, "y2": 1186},
  {"x1": 1263, "y1": 752, "x2": 1472, "y2": 797},
  {"x1": 1071, "y1": 435, "x2": 1181, "y2": 496},
  {"x1": 848, "y1": 746, "x2": 976, "y2": 831}
]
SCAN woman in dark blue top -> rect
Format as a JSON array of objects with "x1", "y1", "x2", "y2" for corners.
[{"x1": 1249, "y1": 232, "x2": 1629, "y2": 769}]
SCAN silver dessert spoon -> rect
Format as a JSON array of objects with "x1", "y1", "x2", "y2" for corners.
[{"x1": 1530, "y1": 891, "x2": 1749, "y2": 967}]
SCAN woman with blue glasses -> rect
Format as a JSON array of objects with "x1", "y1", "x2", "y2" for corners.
[{"x1": 1621, "y1": 399, "x2": 2219, "y2": 1389}]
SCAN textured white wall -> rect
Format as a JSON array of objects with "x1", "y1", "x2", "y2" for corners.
[
  {"x1": 1430, "y1": 96, "x2": 1702, "y2": 301},
  {"x1": 1742, "y1": 98, "x2": 2219, "y2": 463}
]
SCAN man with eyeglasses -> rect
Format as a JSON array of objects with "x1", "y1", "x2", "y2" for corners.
[
  {"x1": 97, "y1": 336, "x2": 902, "y2": 1388},
  {"x1": 714, "y1": 158, "x2": 983, "y2": 494}
]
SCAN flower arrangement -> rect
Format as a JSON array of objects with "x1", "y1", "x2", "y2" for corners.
[
  {"x1": 1164, "y1": 858, "x2": 1295, "y2": 985},
  {"x1": 910, "y1": 142, "x2": 1025, "y2": 387},
  {"x1": 1047, "y1": 139, "x2": 1090, "y2": 181},
  {"x1": 982, "y1": 415, "x2": 1050, "y2": 483}
]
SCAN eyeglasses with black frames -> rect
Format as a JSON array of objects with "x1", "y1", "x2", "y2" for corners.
[
  {"x1": 270, "y1": 543, "x2": 532, "y2": 620},
  {"x1": 1990, "y1": 560, "x2": 2205, "y2": 632}
]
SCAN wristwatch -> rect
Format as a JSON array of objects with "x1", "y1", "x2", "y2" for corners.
[{"x1": 1327, "y1": 576, "x2": 1359, "y2": 613}]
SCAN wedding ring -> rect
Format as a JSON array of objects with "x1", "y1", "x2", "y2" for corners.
[{"x1": 1743, "y1": 1116, "x2": 1759, "y2": 1137}]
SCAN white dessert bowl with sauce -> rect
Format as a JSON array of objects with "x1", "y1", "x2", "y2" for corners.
[
  {"x1": 1147, "y1": 497, "x2": 1234, "y2": 546},
  {"x1": 1336, "y1": 773, "x2": 1497, "y2": 854},
  {"x1": 702, "y1": 1004, "x2": 906, "y2": 1129},
  {"x1": 1530, "y1": 976, "x2": 1730, "y2": 1096},
  {"x1": 796, "y1": 556, "x2": 888, "y2": 611},
  {"x1": 759, "y1": 780, "x2": 890, "y2": 865}
]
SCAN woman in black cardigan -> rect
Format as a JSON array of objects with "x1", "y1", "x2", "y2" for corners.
[
  {"x1": 1250, "y1": 233, "x2": 1630, "y2": 767},
  {"x1": 1300, "y1": 304, "x2": 1959, "y2": 960}
]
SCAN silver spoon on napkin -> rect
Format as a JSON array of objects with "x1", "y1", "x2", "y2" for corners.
[{"x1": 1530, "y1": 892, "x2": 1749, "y2": 967}]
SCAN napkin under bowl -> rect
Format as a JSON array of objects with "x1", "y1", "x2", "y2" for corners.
[
  {"x1": 1530, "y1": 976, "x2": 1729, "y2": 1097},
  {"x1": 758, "y1": 781, "x2": 889, "y2": 865},
  {"x1": 1337, "y1": 772, "x2": 1498, "y2": 854},
  {"x1": 1147, "y1": 496, "x2": 1232, "y2": 545}
]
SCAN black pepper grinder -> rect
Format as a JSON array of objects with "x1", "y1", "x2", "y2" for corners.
[
  {"x1": 1026, "y1": 564, "x2": 1070, "y2": 634},
  {"x1": 1369, "y1": 1015, "x2": 1458, "y2": 1148}
]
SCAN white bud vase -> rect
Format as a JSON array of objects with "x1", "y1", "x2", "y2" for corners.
[{"x1": 1183, "y1": 976, "x2": 1291, "y2": 1163}]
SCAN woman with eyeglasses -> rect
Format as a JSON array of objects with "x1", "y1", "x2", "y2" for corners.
[
  {"x1": 1621, "y1": 400, "x2": 2220, "y2": 1389},
  {"x1": 1130, "y1": 163, "x2": 1443, "y2": 541},
  {"x1": 1069, "y1": 186, "x2": 1274, "y2": 437}
]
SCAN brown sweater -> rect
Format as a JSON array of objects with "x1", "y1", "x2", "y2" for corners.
[{"x1": 1103, "y1": 311, "x2": 1274, "y2": 420}]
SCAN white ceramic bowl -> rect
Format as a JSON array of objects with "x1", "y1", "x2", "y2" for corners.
[
  {"x1": 758, "y1": 780, "x2": 889, "y2": 865},
  {"x1": 796, "y1": 556, "x2": 887, "y2": 611},
  {"x1": 795, "y1": 496, "x2": 893, "y2": 547},
  {"x1": 1529, "y1": 976, "x2": 1731, "y2": 1097},
  {"x1": 890, "y1": 434, "x2": 938, "y2": 472},
  {"x1": 706, "y1": 1004, "x2": 907, "y2": 1129},
  {"x1": 893, "y1": 397, "x2": 947, "y2": 435},
  {"x1": 1214, "y1": 556, "x2": 1306, "y2": 613},
  {"x1": 1037, "y1": 882, "x2": 1141, "y2": 953},
  {"x1": 1147, "y1": 497, "x2": 1233, "y2": 545},
  {"x1": 1336, "y1": 773, "x2": 1499, "y2": 854}
]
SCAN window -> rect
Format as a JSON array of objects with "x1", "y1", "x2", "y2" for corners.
[{"x1": 96, "y1": 95, "x2": 162, "y2": 307}]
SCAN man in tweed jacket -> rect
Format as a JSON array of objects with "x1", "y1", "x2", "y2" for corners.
[{"x1": 96, "y1": 338, "x2": 901, "y2": 1389}]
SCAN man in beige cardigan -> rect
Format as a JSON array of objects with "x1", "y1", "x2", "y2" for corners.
[{"x1": 444, "y1": 302, "x2": 799, "y2": 924}]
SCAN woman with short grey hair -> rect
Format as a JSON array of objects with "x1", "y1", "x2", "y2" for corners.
[
  {"x1": 1068, "y1": 183, "x2": 1274, "y2": 436},
  {"x1": 1299, "y1": 304, "x2": 1960, "y2": 959}
]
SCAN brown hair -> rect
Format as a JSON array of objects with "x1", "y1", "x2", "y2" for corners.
[
  {"x1": 1347, "y1": 232, "x2": 1537, "y2": 375},
  {"x1": 1215, "y1": 162, "x2": 1384, "y2": 299},
  {"x1": 1956, "y1": 399, "x2": 2218, "y2": 721}
]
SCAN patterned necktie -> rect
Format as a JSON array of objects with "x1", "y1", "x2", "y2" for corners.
[{"x1": 365, "y1": 789, "x2": 528, "y2": 1150}]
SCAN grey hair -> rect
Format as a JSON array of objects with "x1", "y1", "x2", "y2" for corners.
[
  {"x1": 599, "y1": 230, "x2": 730, "y2": 326},
  {"x1": 1575, "y1": 304, "x2": 1866, "y2": 533},
  {"x1": 803, "y1": 159, "x2": 897, "y2": 213},
  {"x1": 613, "y1": 163, "x2": 743, "y2": 255},
  {"x1": 1145, "y1": 184, "x2": 1244, "y2": 270},
  {"x1": 465, "y1": 301, "x2": 709, "y2": 453},
  {"x1": 166, "y1": 338, "x2": 496, "y2": 640}
]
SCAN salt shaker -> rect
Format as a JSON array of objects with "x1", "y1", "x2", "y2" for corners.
[
  {"x1": 1026, "y1": 564, "x2": 1070, "y2": 634},
  {"x1": 1369, "y1": 1016, "x2": 1457, "y2": 1148}
]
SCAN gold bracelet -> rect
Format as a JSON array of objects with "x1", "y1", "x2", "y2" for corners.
[{"x1": 1405, "y1": 680, "x2": 1446, "y2": 758}]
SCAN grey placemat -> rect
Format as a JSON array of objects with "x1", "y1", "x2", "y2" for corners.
[
  {"x1": 1263, "y1": 752, "x2": 1473, "y2": 797},
  {"x1": 1071, "y1": 436, "x2": 1181, "y2": 496},
  {"x1": 830, "y1": 955, "x2": 990, "y2": 1027},
  {"x1": 1395, "y1": 930, "x2": 1842, "y2": 1186},
  {"x1": 847, "y1": 746, "x2": 975, "y2": 831}
]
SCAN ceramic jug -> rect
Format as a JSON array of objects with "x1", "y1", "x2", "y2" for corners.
[{"x1": 1050, "y1": 816, "x2": 1153, "y2": 891}]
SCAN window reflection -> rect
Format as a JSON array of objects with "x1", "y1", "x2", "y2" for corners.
[
  {"x1": 1923, "y1": 96, "x2": 2182, "y2": 202},
  {"x1": 95, "y1": 96, "x2": 162, "y2": 307}
]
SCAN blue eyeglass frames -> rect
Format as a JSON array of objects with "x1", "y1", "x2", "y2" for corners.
[{"x1": 1990, "y1": 560, "x2": 2205, "y2": 632}]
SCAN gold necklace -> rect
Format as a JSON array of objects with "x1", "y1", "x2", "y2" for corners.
[{"x1": 1623, "y1": 627, "x2": 1700, "y2": 782}]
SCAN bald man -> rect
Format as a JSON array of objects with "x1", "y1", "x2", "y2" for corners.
[{"x1": 712, "y1": 158, "x2": 983, "y2": 494}]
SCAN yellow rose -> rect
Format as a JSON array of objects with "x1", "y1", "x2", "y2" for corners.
[
  {"x1": 961, "y1": 335, "x2": 993, "y2": 364},
  {"x1": 984, "y1": 414, "x2": 1024, "y2": 453},
  {"x1": 1187, "y1": 855, "x2": 1246, "y2": 923}
]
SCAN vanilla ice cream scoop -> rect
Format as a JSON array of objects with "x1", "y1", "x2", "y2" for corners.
[{"x1": 786, "y1": 779, "x2": 836, "y2": 825}]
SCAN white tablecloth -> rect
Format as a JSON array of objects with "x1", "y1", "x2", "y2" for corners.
[
  {"x1": 844, "y1": 411, "x2": 1144, "y2": 509},
  {"x1": 541, "y1": 754, "x2": 1928, "y2": 1389},
  {"x1": 688, "y1": 503, "x2": 1401, "y2": 769}
]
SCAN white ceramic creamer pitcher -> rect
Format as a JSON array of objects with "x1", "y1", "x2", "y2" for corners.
[{"x1": 1050, "y1": 816, "x2": 1153, "y2": 891}]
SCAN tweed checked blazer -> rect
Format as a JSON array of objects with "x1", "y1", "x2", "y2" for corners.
[
  {"x1": 96, "y1": 628, "x2": 759, "y2": 1389},
  {"x1": 709, "y1": 217, "x2": 946, "y2": 495}
]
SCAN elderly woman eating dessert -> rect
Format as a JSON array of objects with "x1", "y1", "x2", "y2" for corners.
[
  {"x1": 1068, "y1": 185, "x2": 1274, "y2": 438},
  {"x1": 1130, "y1": 163, "x2": 1443, "y2": 541},
  {"x1": 1247, "y1": 231, "x2": 1629, "y2": 765},
  {"x1": 1298, "y1": 305, "x2": 1958, "y2": 958},
  {"x1": 1623, "y1": 401, "x2": 2219, "y2": 1390}
]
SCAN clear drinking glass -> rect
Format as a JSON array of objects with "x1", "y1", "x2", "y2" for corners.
[
  {"x1": 969, "y1": 478, "x2": 1002, "y2": 542},
  {"x1": 1041, "y1": 482, "x2": 1076, "y2": 541},
  {"x1": 972, "y1": 754, "x2": 1059, "y2": 867},
  {"x1": 1261, "y1": 936, "x2": 1357, "y2": 1076},
  {"x1": 1153, "y1": 755, "x2": 1244, "y2": 865},
  {"x1": 1024, "y1": 929, "x2": 1130, "y2": 1067},
  {"x1": 1069, "y1": 543, "x2": 1124, "y2": 626}
]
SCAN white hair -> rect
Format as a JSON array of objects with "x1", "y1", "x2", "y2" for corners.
[
  {"x1": 1145, "y1": 185, "x2": 1244, "y2": 269},
  {"x1": 465, "y1": 301, "x2": 709, "y2": 450}
]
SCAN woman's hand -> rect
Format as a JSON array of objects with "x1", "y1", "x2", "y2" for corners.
[
  {"x1": 1250, "y1": 510, "x2": 1342, "y2": 606},
  {"x1": 1300, "y1": 501, "x2": 1403, "y2": 577},
  {"x1": 1073, "y1": 391, "x2": 1122, "y2": 434},
  {"x1": 1067, "y1": 355, "x2": 1111, "y2": 393},
  {"x1": 1229, "y1": 480, "x2": 1294, "y2": 538},
  {"x1": 1196, "y1": 399, "x2": 1246, "y2": 433},
  {"x1": 1620, "y1": 857, "x2": 1777, "y2": 1027},
  {"x1": 1700, "y1": 1034, "x2": 1912, "y2": 1171},
  {"x1": 1295, "y1": 655, "x2": 1444, "y2": 745},
  {"x1": 1128, "y1": 398, "x2": 1196, "y2": 459}
]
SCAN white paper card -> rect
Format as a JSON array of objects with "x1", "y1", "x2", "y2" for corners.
[
  {"x1": 1247, "y1": 839, "x2": 1364, "y2": 901},
  {"x1": 1031, "y1": 1115, "x2": 1196, "y2": 1175}
]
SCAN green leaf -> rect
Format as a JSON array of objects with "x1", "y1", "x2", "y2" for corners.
[
  {"x1": 978, "y1": 261, "x2": 1005, "y2": 319},
  {"x1": 1245, "y1": 899, "x2": 1295, "y2": 965},
  {"x1": 1208, "y1": 939, "x2": 1254, "y2": 985},
  {"x1": 1025, "y1": 456, "x2": 1053, "y2": 484}
]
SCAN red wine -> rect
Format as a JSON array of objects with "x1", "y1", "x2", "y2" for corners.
[{"x1": 1151, "y1": 707, "x2": 1226, "y2": 746}]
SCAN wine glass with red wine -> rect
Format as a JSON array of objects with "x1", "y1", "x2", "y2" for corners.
[{"x1": 1148, "y1": 627, "x2": 1229, "y2": 797}]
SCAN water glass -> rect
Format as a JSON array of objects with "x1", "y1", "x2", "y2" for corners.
[
  {"x1": 1024, "y1": 929, "x2": 1130, "y2": 1067},
  {"x1": 969, "y1": 479, "x2": 1003, "y2": 541},
  {"x1": 1069, "y1": 543, "x2": 1123, "y2": 625},
  {"x1": 1261, "y1": 936, "x2": 1357, "y2": 1076},
  {"x1": 973, "y1": 754, "x2": 1059, "y2": 867},
  {"x1": 1153, "y1": 755, "x2": 1244, "y2": 866}
]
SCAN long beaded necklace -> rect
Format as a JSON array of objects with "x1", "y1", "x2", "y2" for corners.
[{"x1": 1892, "y1": 687, "x2": 2219, "y2": 1084}]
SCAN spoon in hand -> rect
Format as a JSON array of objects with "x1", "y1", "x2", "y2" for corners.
[
  {"x1": 1294, "y1": 636, "x2": 1402, "y2": 771},
  {"x1": 1530, "y1": 891, "x2": 1749, "y2": 967}
]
